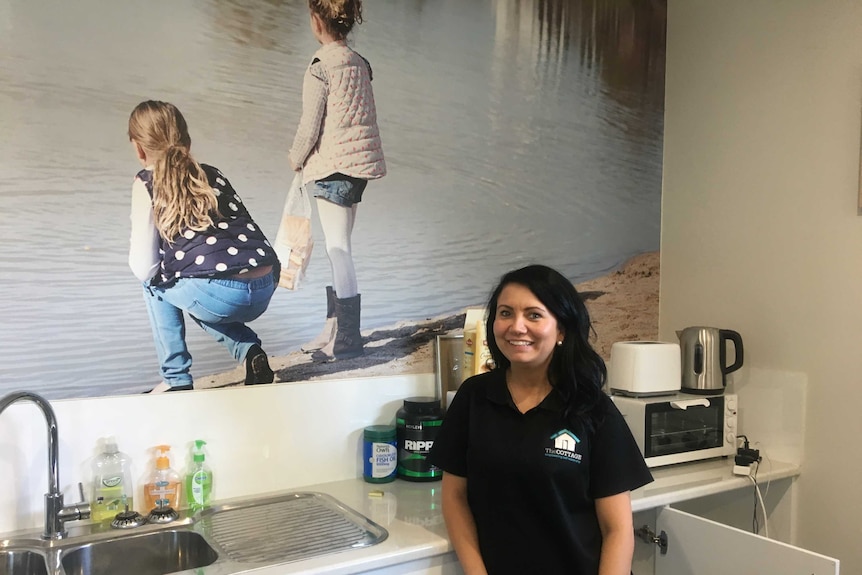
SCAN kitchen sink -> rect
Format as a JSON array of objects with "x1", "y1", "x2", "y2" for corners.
[
  {"x1": 0, "y1": 549, "x2": 48, "y2": 575},
  {"x1": 0, "y1": 491, "x2": 388, "y2": 575},
  {"x1": 59, "y1": 530, "x2": 217, "y2": 575}
]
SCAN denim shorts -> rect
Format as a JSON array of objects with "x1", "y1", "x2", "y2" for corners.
[{"x1": 306, "y1": 173, "x2": 368, "y2": 207}]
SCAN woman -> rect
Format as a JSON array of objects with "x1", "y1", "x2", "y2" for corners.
[
  {"x1": 128, "y1": 100, "x2": 280, "y2": 392},
  {"x1": 427, "y1": 264, "x2": 653, "y2": 575}
]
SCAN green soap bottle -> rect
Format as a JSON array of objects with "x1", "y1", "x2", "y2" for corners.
[{"x1": 185, "y1": 440, "x2": 213, "y2": 512}]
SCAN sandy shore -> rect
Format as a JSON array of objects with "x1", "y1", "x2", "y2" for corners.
[{"x1": 196, "y1": 251, "x2": 660, "y2": 389}]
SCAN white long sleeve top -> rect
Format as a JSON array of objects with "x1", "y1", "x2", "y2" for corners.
[{"x1": 128, "y1": 174, "x2": 160, "y2": 282}]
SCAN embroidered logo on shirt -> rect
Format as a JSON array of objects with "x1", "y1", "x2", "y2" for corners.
[{"x1": 545, "y1": 429, "x2": 582, "y2": 463}]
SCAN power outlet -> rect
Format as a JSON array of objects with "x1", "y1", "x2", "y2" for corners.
[{"x1": 733, "y1": 464, "x2": 751, "y2": 476}]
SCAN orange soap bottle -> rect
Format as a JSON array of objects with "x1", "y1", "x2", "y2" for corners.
[{"x1": 143, "y1": 445, "x2": 182, "y2": 512}]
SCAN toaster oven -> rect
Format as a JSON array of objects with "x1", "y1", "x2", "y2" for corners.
[{"x1": 612, "y1": 393, "x2": 738, "y2": 468}]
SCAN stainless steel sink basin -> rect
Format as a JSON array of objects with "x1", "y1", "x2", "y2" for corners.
[
  {"x1": 0, "y1": 491, "x2": 388, "y2": 575},
  {"x1": 59, "y1": 530, "x2": 217, "y2": 575},
  {"x1": 0, "y1": 549, "x2": 48, "y2": 575}
]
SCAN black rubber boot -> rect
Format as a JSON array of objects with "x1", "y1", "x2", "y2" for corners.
[
  {"x1": 301, "y1": 286, "x2": 337, "y2": 353},
  {"x1": 245, "y1": 344, "x2": 275, "y2": 385},
  {"x1": 312, "y1": 294, "x2": 363, "y2": 362}
]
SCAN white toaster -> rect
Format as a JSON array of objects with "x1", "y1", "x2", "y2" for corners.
[{"x1": 608, "y1": 341, "x2": 681, "y2": 397}]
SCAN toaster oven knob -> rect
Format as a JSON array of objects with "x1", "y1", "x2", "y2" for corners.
[
  {"x1": 726, "y1": 415, "x2": 736, "y2": 428},
  {"x1": 726, "y1": 431, "x2": 736, "y2": 443}
]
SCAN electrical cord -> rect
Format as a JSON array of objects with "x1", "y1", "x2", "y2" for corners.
[
  {"x1": 748, "y1": 460, "x2": 770, "y2": 538},
  {"x1": 758, "y1": 445, "x2": 773, "y2": 504},
  {"x1": 737, "y1": 435, "x2": 770, "y2": 538}
]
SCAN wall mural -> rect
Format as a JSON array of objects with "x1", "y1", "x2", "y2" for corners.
[{"x1": 0, "y1": 0, "x2": 666, "y2": 399}]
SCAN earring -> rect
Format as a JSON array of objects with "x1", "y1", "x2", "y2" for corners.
[{"x1": 556, "y1": 340, "x2": 563, "y2": 346}]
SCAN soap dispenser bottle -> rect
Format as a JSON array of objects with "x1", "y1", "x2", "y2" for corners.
[
  {"x1": 91, "y1": 436, "x2": 135, "y2": 522},
  {"x1": 185, "y1": 439, "x2": 213, "y2": 512},
  {"x1": 143, "y1": 444, "x2": 182, "y2": 512}
]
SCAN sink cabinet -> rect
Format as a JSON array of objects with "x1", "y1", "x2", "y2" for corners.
[
  {"x1": 354, "y1": 553, "x2": 463, "y2": 575},
  {"x1": 632, "y1": 474, "x2": 839, "y2": 574},
  {"x1": 652, "y1": 506, "x2": 838, "y2": 575}
]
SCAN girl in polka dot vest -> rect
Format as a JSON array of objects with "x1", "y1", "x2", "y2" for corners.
[{"x1": 128, "y1": 100, "x2": 280, "y2": 393}]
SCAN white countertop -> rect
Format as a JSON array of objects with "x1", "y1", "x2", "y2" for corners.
[
  {"x1": 0, "y1": 457, "x2": 797, "y2": 575},
  {"x1": 230, "y1": 457, "x2": 801, "y2": 574},
  {"x1": 630, "y1": 457, "x2": 799, "y2": 513}
]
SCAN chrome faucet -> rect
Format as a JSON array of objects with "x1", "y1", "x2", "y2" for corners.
[{"x1": 0, "y1": 391, "x2": 91, "y2": 539}]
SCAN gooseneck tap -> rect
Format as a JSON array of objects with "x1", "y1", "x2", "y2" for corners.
[{"x1": 0, "y1": 391, "x2": 91, "y2": 539}]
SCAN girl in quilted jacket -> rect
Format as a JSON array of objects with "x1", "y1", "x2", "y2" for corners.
[{"x1": 289, "y1": 0, "x2": 386, "y2": 362}]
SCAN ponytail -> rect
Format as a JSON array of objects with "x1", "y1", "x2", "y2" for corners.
[{"x1": 151, "y1": 145, "x2": 219, "y2": 243}]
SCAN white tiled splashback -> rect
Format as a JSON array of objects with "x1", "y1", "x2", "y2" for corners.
[{"x1": 727, "y1": 366, "x2": 806, "y2": 466}]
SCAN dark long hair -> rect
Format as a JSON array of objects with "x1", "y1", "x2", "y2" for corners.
[{"x1": 485, "y1": 264, "x2": 607, "y2": 428}]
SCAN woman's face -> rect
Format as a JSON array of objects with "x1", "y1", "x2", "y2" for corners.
[{"x1": 493, "y1": 283, "x2": 564, "y2": 371}]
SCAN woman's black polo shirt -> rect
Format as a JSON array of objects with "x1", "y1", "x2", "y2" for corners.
[{"x1": 427, "y1": 369, "x2": 653, "y2": 575}]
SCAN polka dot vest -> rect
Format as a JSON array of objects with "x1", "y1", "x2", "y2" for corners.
[{"x1": 138, "y1": 164, "x2": 279, "y2": 287}]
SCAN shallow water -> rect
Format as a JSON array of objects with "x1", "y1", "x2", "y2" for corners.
[{"x1": 0, "y1": 0, "x2": 666, "y2": 398}]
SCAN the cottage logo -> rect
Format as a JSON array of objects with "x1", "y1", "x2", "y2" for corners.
[{"x1": 545, "y1": 429, "x2": 582, "y2": 463}]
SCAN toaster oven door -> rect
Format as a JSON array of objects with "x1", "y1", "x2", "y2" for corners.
[{"x1": 644, "y1": 396, "x2": 725, "y2": 458}]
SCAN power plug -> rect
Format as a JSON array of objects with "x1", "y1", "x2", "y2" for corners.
[
  {"x1": 736, "y1": 448, "x2": 760, "y2": 465},
  {"x1": 734, "y1": 436, "x2": 759, "y2": 476}
]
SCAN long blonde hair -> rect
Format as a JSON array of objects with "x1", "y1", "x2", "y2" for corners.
[
  {"x1": 309, "y1": 0, "x2": 363, "y2": 39},
  {"x1": 128, "y1": 100, "x2": 219, "y2": 243}
]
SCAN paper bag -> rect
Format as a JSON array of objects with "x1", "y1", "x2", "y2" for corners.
[{"x1": 274, "y1": 173, "x2": 314, "y2": 290}]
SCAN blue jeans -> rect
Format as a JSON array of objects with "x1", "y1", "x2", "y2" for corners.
[{"x1": 143, "y1": 272, "x2": 276, "y2": 387}]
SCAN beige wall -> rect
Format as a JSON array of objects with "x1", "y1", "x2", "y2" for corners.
[{"x1": 660, "y1": 0, "x2": 862, "y2": 570}]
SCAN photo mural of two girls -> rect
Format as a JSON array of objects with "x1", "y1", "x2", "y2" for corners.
[{"x1": 0, "y1": 0, "x2": 666, "y2": 399}]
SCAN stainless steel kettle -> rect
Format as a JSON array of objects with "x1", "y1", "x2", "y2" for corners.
[{"x1": 675, "y1": 327, "x2": 744, "y2": 394}]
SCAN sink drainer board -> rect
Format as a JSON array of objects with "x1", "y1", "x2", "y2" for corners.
[{"x1": 199, "y1": 491, "x2": 389, "y2": 565}]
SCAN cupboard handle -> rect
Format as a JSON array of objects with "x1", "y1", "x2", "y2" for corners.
[{"x1": 636, "y1": 525, "x2": 669, "y2": 555}]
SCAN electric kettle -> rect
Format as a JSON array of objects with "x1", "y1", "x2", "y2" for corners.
[{"x1": 676, "y1": 326, "x2": 744, "y2": 394}]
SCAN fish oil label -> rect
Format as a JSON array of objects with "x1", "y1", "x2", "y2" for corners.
[
  {"x1": 365, "y1": 442, "x2": 397, "y2": 479},
  {"x1": 363, "y1": 425, "x2": 397, "y2": 484}
]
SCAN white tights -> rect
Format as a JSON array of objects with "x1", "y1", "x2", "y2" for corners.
[{"x1": 316, "y1": 198, "x2": 358, "y2": 299}]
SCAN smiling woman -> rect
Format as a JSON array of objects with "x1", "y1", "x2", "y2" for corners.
[
  {"x1": 427, "y1": 264, "x2": 653, "y2": 575},
  {"x1": 0, "y1": 0, "x2": 665, "y2": 399}
]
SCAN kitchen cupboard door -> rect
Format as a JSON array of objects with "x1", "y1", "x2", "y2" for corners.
[
  {"x1": 355, "y1": 552, "x2": 464, "y2": 574},
  {"x1": 654, "y1": 506, "x2": 839, "y2": 575}
]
